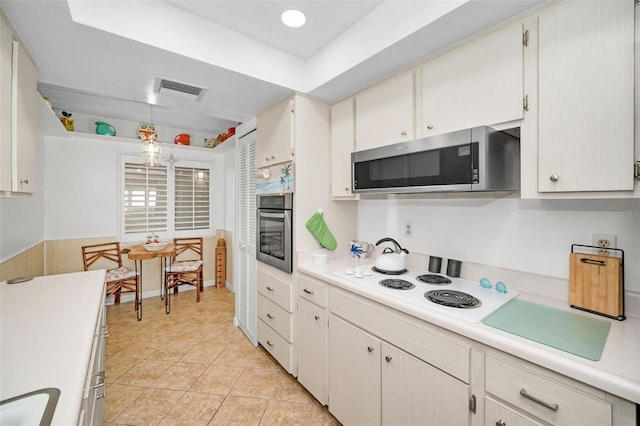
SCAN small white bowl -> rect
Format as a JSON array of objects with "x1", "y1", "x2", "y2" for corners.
[{"x1": 143, "y1": 242, "x2": 167, "y2": 252}]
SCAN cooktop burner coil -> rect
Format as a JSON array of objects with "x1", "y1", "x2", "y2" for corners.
[
  {"x1": 379, "y1": 279, "x2": 415, "y2": 290},
  {"x1": 416, "y1": 274, "x2": 452, "y2": 285},
  {"x1": 424, "y1": 290, "x2": 481, "y2": 309}
]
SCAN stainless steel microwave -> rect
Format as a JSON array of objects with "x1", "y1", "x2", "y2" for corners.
[{"x1": 351, "y1": 126, "x2": 520, "y2": 194}]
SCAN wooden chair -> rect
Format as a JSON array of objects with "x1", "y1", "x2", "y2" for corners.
[
  {"x1": 164, "y1": 237, "x2": 204, "y2": 313},
  {"x1": 82, "y1": 242, "x2": 140, "y2": 311}
]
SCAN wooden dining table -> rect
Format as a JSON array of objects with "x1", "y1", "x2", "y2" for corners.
[{"x1": 127, "y1": 243, "x2": 176, "y2": 320}]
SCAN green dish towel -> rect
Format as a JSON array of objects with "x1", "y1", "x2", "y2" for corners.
[{"x1": 305, "y1": 210, "x2": 337, "y2": 250}]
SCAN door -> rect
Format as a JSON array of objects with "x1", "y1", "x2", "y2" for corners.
[
  {"x1": 421, "y1": 22, "x2": 524, "y2": 137},
  {"x1": 537, "y1": 1, "x2": 634, "y2": 192},
  {"x1": 235, "y1": 124, "x2": 258, "y2": 345},
  {"x1": 328, "y1": 314, "x2": 381, "y2": 425},
  {"x1": 297, "y1": 297, "x2": 326, "y2": 404},
  {"x1": 381, "y1": 342, "x2": 470, "y2": 426}
]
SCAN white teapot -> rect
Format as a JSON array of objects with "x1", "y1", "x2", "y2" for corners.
[{"x1": 374, "y1": 238, "x2": 409, "y2": 272}]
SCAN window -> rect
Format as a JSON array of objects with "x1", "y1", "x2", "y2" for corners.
[
  {"x1": 121, "y1": 157, "x2": 212, "y2": 242},
  {"x1": 174, "y1": 166, "x2": 210, "y2": 231}
]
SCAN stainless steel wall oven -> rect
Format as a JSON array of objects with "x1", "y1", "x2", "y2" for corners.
[{"x1": 256, "y1": 193, "x2": 293, "y2": 273}]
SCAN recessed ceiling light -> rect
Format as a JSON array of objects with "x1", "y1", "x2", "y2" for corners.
[{"x1": 281, "y1": 9, "x2": 306, "y2": 28}]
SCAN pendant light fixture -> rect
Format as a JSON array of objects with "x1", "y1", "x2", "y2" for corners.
[{"x1": 140, "y1": 103, "x2": 162, "y2": 166}]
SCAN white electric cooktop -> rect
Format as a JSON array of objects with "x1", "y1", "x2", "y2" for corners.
[{"x1": 334, "y1": 264, "x2": 518, "y2": 323}]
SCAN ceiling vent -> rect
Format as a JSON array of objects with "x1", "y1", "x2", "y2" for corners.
[{"x1": 153, "y1": 77, "x2": 207, "y2": 101}]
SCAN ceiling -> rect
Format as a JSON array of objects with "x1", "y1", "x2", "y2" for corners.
[{"x1": 1, "y1": 0, "x2": 545, "y2": 136}]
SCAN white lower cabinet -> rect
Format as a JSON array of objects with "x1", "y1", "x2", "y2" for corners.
[
  {"x1": 328, "y1": 314, "x2": 381, "y2": 425},
  {"x1": 80, "y1": 293, "x2": 106, "y2": 426},
  {"x1": 257, "y1": 264, "x2": 294, "y2": 373},
  {"x1": 327, "y1": 287, "x2": 472, "y2": 426},
  {"x1": 485, "y1": 352, "x2": 636, "y2": 426},
  {"x1": 381, "y1": 342, "x2": 469, "y2": 426},
  {"x1": 297, "y1": 297, "x2": 327, "y2": 404}
]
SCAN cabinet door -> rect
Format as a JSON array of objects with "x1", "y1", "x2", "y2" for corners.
[
  {"x1": 355, "y1": 71, "x2": 414, "y2": 151},
  {"x1": 330, "y1": 97, "x2": 357, "y2": 199},
  {"x1": 12, "y1": 40, "x2": 38, "y2": 193},
  {"x1": 381, "y1": 342, "x2": 470, "y2": 426},
  {"x1": 422, "y1": 22, "x2": 523, "y2": 137},
  {"x1": 328, "y1": 314, "x2": 381, "y2": 425},
  {"x1": 537, "y1": 1, "x2": 634, "y2": 192},
  {"x1": 297, "y1": 297, "x2": 327, "y2": 404},
  {"x1": 0, "y1": 14, "x2": 12, "y2": 191},
  {"x1": 256, "y1": 96, "x2": 293, "y2": 168}
]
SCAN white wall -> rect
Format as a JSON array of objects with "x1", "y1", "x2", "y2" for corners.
[
  {"x1": 0, "y1": 132, "x2": 45, "y2": 261},
  {"x1": 43, "y1": 133, "x2": 225, "y2": 241},
  {"x1": 358, "y1": 196, "x2": 640, "y2": 291}
]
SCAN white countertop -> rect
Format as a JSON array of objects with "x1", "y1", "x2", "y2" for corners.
[
  {"x1": 297, "y1": 251, "x2": 640, "y2": 404},
  {"x1": 0, "y1": 270, "x2": 106, "y2": 425}
]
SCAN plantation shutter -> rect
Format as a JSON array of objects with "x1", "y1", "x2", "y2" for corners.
[
  {"x1": 175, "y1": 167, "x2": 210, "y2": 231},
  {"x1": 123, "y1": 163, "x2": 168, "y2": 234}
]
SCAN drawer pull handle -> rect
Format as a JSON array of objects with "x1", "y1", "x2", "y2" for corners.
[
  {"x1": 580, "y1": 258, "x2": 606, "y2": 266},
  {"x1": 266, "y1": 313, "x2": 274, "y2": 319},
  {"x1": 385, "y1": 355, "x2": 392, "y2": 362},
  {"x1": 519, "y1": 388, "x2": 559, "y2": 411},
  {"x1": 314, "y1": 315, "x2": 320, "y2": 320},
  {"x1": 496, "y1": 421, "x2": 506, "y2": 426},
  {"x1": 266, "y1": 340, "x2": 274, "y2": 347},
  {"x1": 266, "y1": 286, "x2": 274, "y2": 291},
  {"x1": 367, "y1": 346, "x2": 374, "y2": 353},
  {"x1": 303, "y1": 288, "x2": 314, "y2": 295}
]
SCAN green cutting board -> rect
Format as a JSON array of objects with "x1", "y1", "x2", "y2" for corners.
[{"x1": 483, "y1": 299, "x2": 611, "y2": 361}]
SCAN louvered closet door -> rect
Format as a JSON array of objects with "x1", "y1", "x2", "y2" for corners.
[{"x1": 236, "y1": 127, "x2": 258, "y2": 345}]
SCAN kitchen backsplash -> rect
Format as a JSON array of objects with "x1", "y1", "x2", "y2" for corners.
[{"x1": 356, "y1": 197, "x2": 640, "y2": 292}]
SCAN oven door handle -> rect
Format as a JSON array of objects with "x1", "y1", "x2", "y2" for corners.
[{"x1": 259, "y1": 212, "x2": 285, "y2": 219}]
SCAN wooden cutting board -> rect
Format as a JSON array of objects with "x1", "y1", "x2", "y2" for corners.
[{"x1": 569, "y1": 253, "x2": 623, "y2": 318}]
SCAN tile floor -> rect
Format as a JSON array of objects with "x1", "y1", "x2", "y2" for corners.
[{"x1": 105, "y1": 286, "x2": 340, "y2": 425}]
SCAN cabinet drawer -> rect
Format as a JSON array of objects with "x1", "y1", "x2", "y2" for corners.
[
  {"x1": 329, "y1": 287, "x2": 470, "y2": 383},
  {"x1": 485, "y1": 396, "x2": 544, "y2": 426},
  {"x1": 485, "y1": 355, "x2": 611, "y2": 425},
  {"x1": 258, "y1": 293, "x2": 293, "y2": 342},
  {"x1": 298, "y1": 273, "x2": 328, "y2": 307},
  {"x1": 258, "y1": 268, "x2": 293, "y2": 312},
  {"x1": 258, "y1": 319, "x2": 293, "y2": 373}
]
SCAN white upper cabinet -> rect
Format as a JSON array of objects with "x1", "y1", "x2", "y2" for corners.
[
  {"x1": 330, "y1": 97, "x2": 357, "y2": 199},
  {"x1": 355, "y1": 71, "x2": 414, "y2": 151},
  {"x1": 421, "y1": 21, "x2": 524, "y2": 137},
  {"x1": 536, "y1": 0, "x2": 634, "y2": 193},
  {"x1": 1, "y1": 11, "x2": 38, "y2": 195},
  {"x1": 256, "y1": 96, "x2": 293, "y2": 169}
]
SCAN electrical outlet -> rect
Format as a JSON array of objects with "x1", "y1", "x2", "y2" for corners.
[
  {"x1": 592, "y1": 234, "x2": 617, "y2": 256},
  {"x1": 404, "y1": 222, "x2": 413, "y2": 238}
]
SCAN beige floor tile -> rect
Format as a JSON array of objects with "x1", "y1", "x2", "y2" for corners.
[
  {"x1": 103, "y1": 383, "x2": 146, "y2": 423},
  {"x1": 105, "y1": 353, "x2": 143, "y2": 384},
  {"x1": 105, "y1": 289, "x2": 339, "y2": 425},
  {"x1": 260, "y1": 400, "x2": 313, "y2": 426},
  {"x1": 113, "y1": 388, "x2": 184, "y2": 425},
  {"x1": 152, "y1": 362, "x2": 208, "y2": 391},
  {"x1": 309, "y1": 402, "x2": 341, "y2": 426},
  {"x1": 115, "y1": 359, "x2": 174, "y2": 387},
  {"x1": 180, "y1": 341, "x2": 227, "y2": 365},
  {"x1": 189, "y1": 365, "x2": 243, "y2": 394},
  {"x1": 271, "y1": 373, "x2": 315, "y2": 404},
  {"x1": 159, "y1": 392, "x2": 224, "y2": 425},
  {"x1": 209, "y1": 395, "x2": 268, "y2": 426},
  {"x1": 230, "y1": 368, "x2": 281, "y2": 399},
  {"x1": 213, "y1": 345, "x2": 257, "y2": 368}
]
